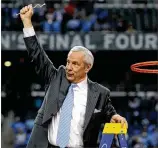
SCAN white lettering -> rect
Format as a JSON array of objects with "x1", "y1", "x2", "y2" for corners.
[
  {"x1": 1, "y1": 34, "x2": 10, "y2": 49},
  {"x1": 104, "y1": 34, "x2": 115, "y2": 49},
  {"x1": 56, "y1": 34, "x2": 69, "y2": 50},
  {"x1": 131, "y1": 34, "x2": 143, "y2": 50},
  {"x1": 70, "y1": 35, "x2": 84, "y2": 48},
  {"x1": 17, "y1": 34, "x2": 25, "y2": 50},
  {"x1": 116, "y1": 34, "x2": 129, "y2": 50},
  {"x1": 145, "y1": 34, "x2": 158, "y2": 49},
  {"x1": 85, "y1": 34, "x2": 96, "y2": 50},
  {"x1": 38, "y1": 34, "x2": 48, "y2": 47},
  {"x1": 11, "y1": 33, "x2": 17, "y2": 42},
  {"x1": 49, "y1": 35, "x2": 55, "y2": 50}
]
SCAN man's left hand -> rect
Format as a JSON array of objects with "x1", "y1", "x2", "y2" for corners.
[{"x1": 110, "y1": 114, "x2": 128, "y2": 129}]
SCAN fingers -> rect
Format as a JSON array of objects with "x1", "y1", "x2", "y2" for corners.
[
  {"x1": 28, "y1": 4, "x2": 33, "y2": 13},
  {"x1": 20, "y1": 6, "x2": 28, "y2": 14},
  {"x1": 110, "y1": 114, "x2": 128, "y2": 129},
  {"x1": 110, "y1": 119, "x2": 115, "y2": 123},
  {"x1": 121, "y1": 119, "x2": 125, "y2": 128},
  {"x1": 125, "y1": 120, "x2": 128, "y2": 129},
  {"x1": 20, "y1": 5, "x2": 33, "y2": 14},
  {"x1": 120, "y1": 117, "x2": 128, "y2": 129},
  {"x1": 113, "y1": 115, "x2": 121, "y2": 122}
]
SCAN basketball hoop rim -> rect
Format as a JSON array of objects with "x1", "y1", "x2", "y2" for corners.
[{"x1": 131, "y1": 61, "x2": 158, "y2": 74}]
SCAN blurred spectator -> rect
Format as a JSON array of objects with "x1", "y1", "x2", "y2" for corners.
[
  {"x1": 41, "y1": 9, "x2": 54, "y2": 32},
  {"x1": 128, "y1": 97, "x2": 141, "y2": 125},
  {"x1": 147, "y1": 125, "x2": 158, "y2": 147},
  {"x1": 61, "y1": 2, "x2": 76, "y2": 33},
  {"x1": 126, "y1": 22, "x2": 136, "y2": 33},
  {"x1": 92, "y1": 9, "x2": 110, "y2": 31},
  {"x1": 12, "y1": 121, "x2": 27, "y2": 148},
  {"x1": 1, "y1": 111, "x2": 15, "y2": 148},
  {"x1": 128, "y1": 97, "x2": 140, "y2": 110},
  {"x1": 116, "y1": 16, "x2": 128, "y2": 32}
]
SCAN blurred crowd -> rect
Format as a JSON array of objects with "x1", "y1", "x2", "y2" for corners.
[
  {"x1": 1, "y1": 93, "x2": 158, "y2": 148},
  {"x1": 126, "y1": 96, "x2": 158, "y2": 148},
  {"x1": 2, "y1": 1, "x2": 158, "y2": 33},
  {"x1": 1, "y1": 111, "x2": 34, "y2": 148}
]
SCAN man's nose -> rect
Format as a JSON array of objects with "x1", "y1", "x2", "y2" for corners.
[{"x1": 66, "y1": 64, "x2": 72, "y2": 70}]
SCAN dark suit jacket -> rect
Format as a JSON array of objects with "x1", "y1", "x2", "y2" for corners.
[{"x1": 24, "y1": 35, "x2": 117, "y2": 148}]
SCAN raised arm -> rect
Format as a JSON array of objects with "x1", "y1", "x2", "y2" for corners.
[{"x1": 20, "y1": 5, "x2": 57, "y2": 88}]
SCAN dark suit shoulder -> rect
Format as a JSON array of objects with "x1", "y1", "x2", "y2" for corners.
[
  {"x1": 54, "y1": 65, "x2": 67, "y2": 79},
  {"x1": 95, "y1": 83, "x2": 110, "y2": 95},
  {"x1": 45, "y1": 65, "x2": 66, "y2": 90},
  {"x1": 58, "y1": 65, "x2": 66, "y2": 71},
  {"x1": 57, "y1": 65, "x2": 66, "y2": 74}
]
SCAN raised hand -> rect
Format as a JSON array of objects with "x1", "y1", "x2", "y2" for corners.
[{"x1": 20, "y1": 4, "x2": 33, "y2": 28}]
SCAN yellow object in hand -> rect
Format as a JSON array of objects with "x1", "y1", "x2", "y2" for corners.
[{"x1": 103, "y1": 123, "x2": 127, "y2": 134}]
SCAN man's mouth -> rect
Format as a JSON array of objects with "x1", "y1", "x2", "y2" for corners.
[{"x1": 67, "y1": 73, "x2": 73, "y2": 77}]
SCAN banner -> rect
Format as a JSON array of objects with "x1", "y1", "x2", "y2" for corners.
[{"x1": 1, "y1": 31, "x2": 158, "y2": 50}]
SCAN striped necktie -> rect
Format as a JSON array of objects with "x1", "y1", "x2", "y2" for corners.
[{"x1": 56, "y1": 84, "x2": 76, "y2": 148}]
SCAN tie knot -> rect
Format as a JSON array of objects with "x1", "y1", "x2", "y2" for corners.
[{"x1": 71, "y1": 83, "x2": 77, "y2": 88}]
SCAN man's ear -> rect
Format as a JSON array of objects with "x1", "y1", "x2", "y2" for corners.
[{"x1": 85, "y1": 64, "x2": 92, "y2": 74}]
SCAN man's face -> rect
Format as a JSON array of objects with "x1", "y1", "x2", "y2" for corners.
[{"x1": 66, "y1": 51, "x2": 91, "y2": 83}]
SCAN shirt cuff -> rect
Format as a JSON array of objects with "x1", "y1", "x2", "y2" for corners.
[{"x1": 23, "y1": 27, "x2": 35, "y2": 37}]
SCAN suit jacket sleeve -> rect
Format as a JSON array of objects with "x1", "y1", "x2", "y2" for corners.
[
  {"x1": 102, "y1": 90, "x2": 117, "y2": 122},
  {"x1": 24, "y1": 35, "x2": 57, "y2": 89}
]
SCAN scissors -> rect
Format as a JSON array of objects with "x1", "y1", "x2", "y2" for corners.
[{"x1": 16, "y1": 3, "x2": 46, "y2": 16}]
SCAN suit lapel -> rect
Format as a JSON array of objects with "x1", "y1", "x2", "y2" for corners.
[
  {"x1": 58, "y1": 73, "x2": 71, "y2": 108},
  {"x1": 42, "y1": 71, "x2": 70, "y2": 125},
  {"x1": 42, "y1": 73, "x2": 100, "y2": 129},
  {"x1": 83, "y1": 79, "x2": 100, "y2": 132}
]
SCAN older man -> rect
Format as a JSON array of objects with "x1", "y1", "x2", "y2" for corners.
[{"x1": 20, "y1": 5, "x2": 128, "y2": 148}]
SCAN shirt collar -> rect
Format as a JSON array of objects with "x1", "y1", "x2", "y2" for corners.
[{"x1": 76, "y1": 76, "x2": 88, "y2": 89}]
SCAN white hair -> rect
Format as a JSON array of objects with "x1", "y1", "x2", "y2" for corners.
[{"x1": 69, "y1": 46, "x2": 94, "y2": 67}]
